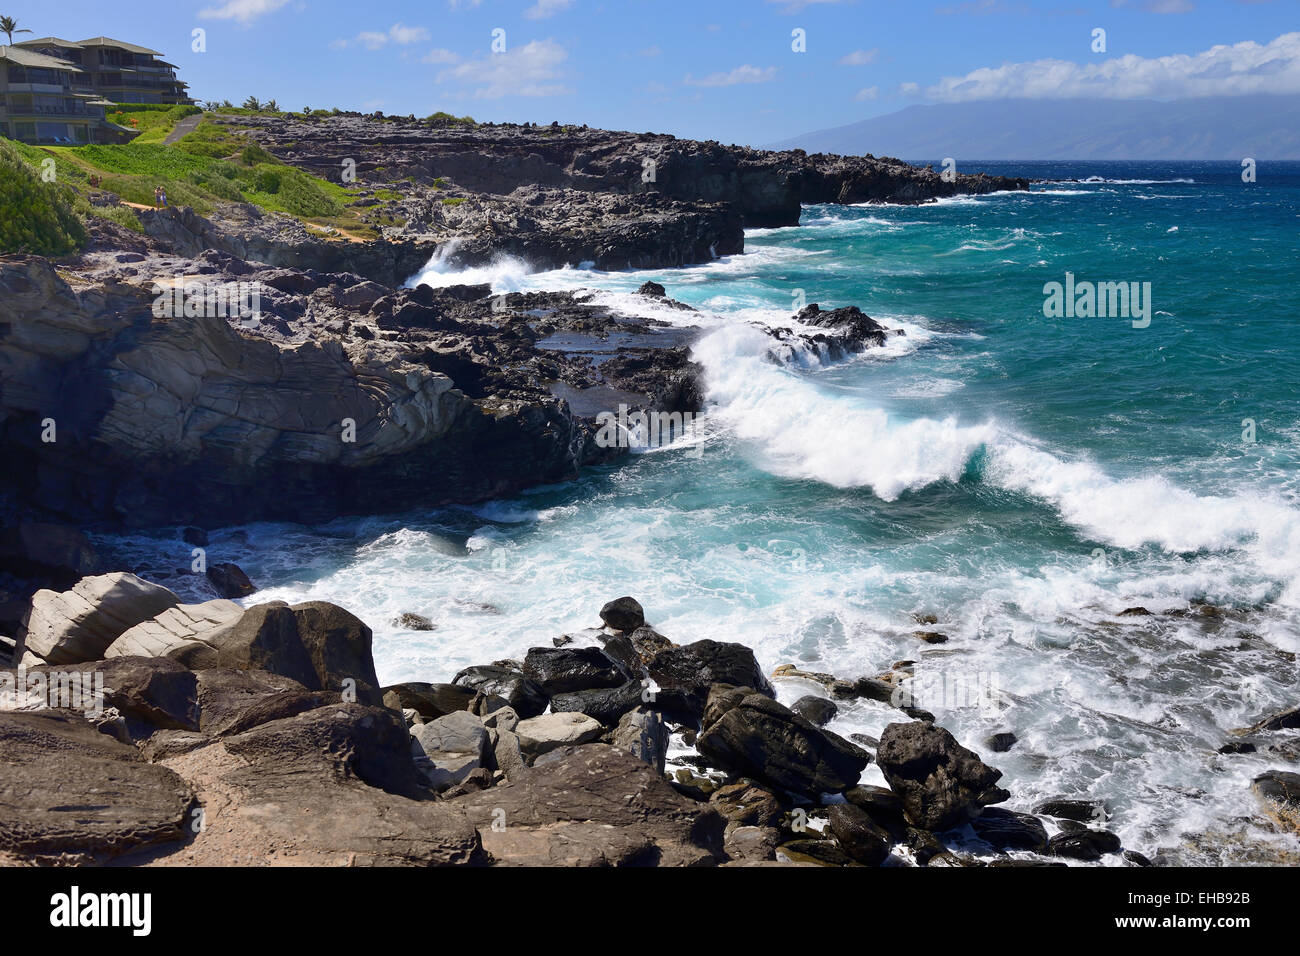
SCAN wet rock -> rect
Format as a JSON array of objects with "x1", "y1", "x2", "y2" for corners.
[
  {"x1": 791, "y1": 695, "x2": 838, "y2": 727},
  {"x1": 970, "y1": 807, "x2": 1048, "y2": 851},
  {"x1": 875, "y1": 721, "x2": 1007, "y2": 831},
  {"x1": 985, "y1": 732, "x2": 1018, "y2": 753},
  {"x1": 1034, "y1": 798, "x2": 1108, "y2": 824},
  {"x1": 724, "y1": 825, "x2": 781, "y2": 862},
  {"x1": 1251, "y1": 770, "x2": 1300, "y2": 832},
  {"x1": 709, "y1": 780, "x2": 786, "y2": 830},
  {"x1": 914, "y1": 631, "x2": 948, "y2": 645},
  {"x1": 637, "y1": 281, "x2": 666, "y2": 298},
  {"x1": 1218, "y1": 740, "x2": 1257, "y2": 755},
  {"x1": 1118, "y1": 607, "x2": 1151, "y2": 617},
  {"x1": 843, "y1": 785, "x2": 908, "y2": 835},
  {"x1": 905, "y1": 826, "x2": 946, "y2": 865},
  {"x1": 548, "y1": 679, "x2": 645, "y2": 726},
  {"x1": 393, "y1": 612, "x2": 435, "y2": 631},
  {"x1": 776, "y1": 839, "x2": 855, "y2": 867},
  {"x1": 452, "y1": 664, "x2": 547, "y2": 718},
  {"x1": 599, "y1": 595, "x2": 645, "y2": 632},
  {"x1": 695, "y1": 685, "x2": 870, "y2": 797},
  {"x1": 1238, "y1": 705, "x2": 1300, "y2": 735},
  {"x1": 521, "y1": 645, "x2": 626, "y2": 695},
  {"x1": 206, "y1": 562, "x2": 256, "y2": 599},
  {"x1": 181, "y1": 527, "x2": 209, "y2": 547},
  {"x1": 1123, "y1": 849, "x2": 1154, "y2": 867},
  {"x1": 648, "y1": 640, "x2": 774, "y2": 723},
  {"x1": 827, "y1": 803, "x2": 892, "y2": 865},
  {"x1": 1048, "y1": 828, "x2": 1123, "y2": 860}
]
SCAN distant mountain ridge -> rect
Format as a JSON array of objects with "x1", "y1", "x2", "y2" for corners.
[{"x1": 770, "y1": 96, "x2": 1300, "y2": 160}]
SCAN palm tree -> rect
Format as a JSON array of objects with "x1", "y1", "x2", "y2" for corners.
[{"x1": 0, "y1": 16, "x2": 33, "y2": 45}]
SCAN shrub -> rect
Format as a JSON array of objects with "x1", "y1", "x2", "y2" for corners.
[{"x1": 0, "y1": 139, "x2": 86, "y2": 255}]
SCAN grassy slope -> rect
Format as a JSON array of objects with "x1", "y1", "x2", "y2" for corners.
[{"x1": 2, "y1": 110, "x2": 405, "y2": 253}]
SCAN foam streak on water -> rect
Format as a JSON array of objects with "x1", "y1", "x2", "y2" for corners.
[{"x1": 99, "y1": 161, "x2": 1300, "y2": 865}]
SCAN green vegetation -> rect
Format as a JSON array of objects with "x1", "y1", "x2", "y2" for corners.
[
  {"x1": 441, "y1": 197, "x2": 466, "y2": 205},
  {"x1": 0, "y1": 138, "x2": 86, "y2": 255},
  {"x1": 107, "y1": 103, "x2": 202, "y2": 145}
]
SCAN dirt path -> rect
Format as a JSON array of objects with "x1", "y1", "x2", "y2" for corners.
[{"x1": 162, "y1": 113, "x2": 203, "y2": 145}]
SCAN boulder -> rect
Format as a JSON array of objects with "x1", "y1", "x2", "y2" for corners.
[
  {"x1": 0, "y1": 710, "x2": 194, "y2": 861},
  {"x1": 393, "y1": 612, "x2": 435, "y2": 631},
  {"x1": 827, "y1": 803, "x2": 893, "y2": 865},
  {"x1": 446, "y1": 743, "x2": 726, "y2": 866},
  {"x1": 709, "y1": 779, "x2": 786, "y2": 830},
  {"x1": 193, "y1": 667, "x2": 335, "y2": 737},
  {"x1": 791, "y1": 694, "x2": 838, "y2": 727},
  {"x1": 985, "y1": 732, "x2": 1018, "y2": 753},
  {"x1": 382, "y1": 681, "x2": 476, "y2": 720},
  {"x1": 612, "y1": 705, "x2": 670, "y2": 774},
  {"x1": 1034, "y1": 798, "x2": 1107, "y2": 824},
  {"x1": 599, "y1": 595, "x2": 645, "y2": 632},
  {"x1": 1239, "y1": 706, "x2": 1300, "y2": 735},
  {"x1": 208, "y1": 600, "x2": 383, "y2": 706},
  {"x1": 776, "y1": 839, "x2": 855, "y2": 867},
  {"x1": 162, "y1": 704, "x2": 486, "y2": 865},
  {"x1": 205, "y1": 562, "x2": 256, "y2": 599},
  {"x1": 521, "y1": 645, "x2": 626, "y2": 695},
  {"x1": 843, "y1": 785, "x2": 908, "y2": 836},
  {"x1": 695, "y1": 685, "x2": 870, "y2": 796},
  {"x1": 970, "y1": 807, "x2": 1049, "y2": 852},
  {"x1": 18, "y1": 572, "x2": 181, "y2": 665},
  {"x1": 411, "y1": 711, "x2": 490, "y2": 791},
  {"x1": 515, "y1": 711, "x2": 605, "y2": 759},
  {"x1": 647, "y1": 640, "x2": 774, "y2": 723},
  {"x1": 104, "y1": 599, "x2": 244, "y2": 664},
  {"x1": 1252, "y1": 770, "x2": 1300, "y2": 832},
  {"x1": 1048, "y1": 828, "x2": 1122, "y2": 860},
  {"x1": 875, "y1": 721, "x2": 1007, "y2": 831},
  {"x1": 548, "y1": 679, "x2": 645, "y2": 726},
  {"x1": 0, "y1": 523, "x2": 98, "y2": 582},
  {"x1": 452, "y1": 664, "x2": 548, "y2": 718}
]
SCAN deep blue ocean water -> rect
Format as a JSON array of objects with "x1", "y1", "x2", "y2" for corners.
[{"x1": 102, "y1": 161, "x2": 1300, "y2": 862}]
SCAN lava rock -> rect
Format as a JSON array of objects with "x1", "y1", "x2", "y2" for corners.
[
  {"x1": 791, "y1": 695, "x2": 838, "y2": 727},
  {"x1": 875, "y1": 721, "x2": 1007, "y2": 831},
  {"x1": 599, "y1": 596, "x2": 645, "y2": 632}
]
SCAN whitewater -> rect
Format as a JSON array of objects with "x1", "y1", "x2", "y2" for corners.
[{"x1": 99, "y1": 160, "x2": 1300, "y2": 864}]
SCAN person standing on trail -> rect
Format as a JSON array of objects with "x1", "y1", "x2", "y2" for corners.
[
  {"x1": 160, "y1": 188, "x2": 168, "y2": 209},
  {"x1": 153, "y1": 187, "x2": 161, "y2": 208}
]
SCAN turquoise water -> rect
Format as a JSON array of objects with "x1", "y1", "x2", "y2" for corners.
[{"x1": 103, "y1": 161, "x2": 1300, "y2": 862}]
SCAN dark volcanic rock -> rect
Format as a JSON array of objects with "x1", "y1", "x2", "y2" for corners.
[
  {"x1": 647, "y1": 639, "x2": 774, "y2": 723},
  {"x1": 1252, "y1": 770, "x2": 1300, "y2": 831},
  {"x1": 599, "y1": 595, "x2": 645, "y2": 632},
  {"x1": 875, "y1": 721, "x2": 1007, "y2": 831},
  {"x1": 521, "y1": 645, "x2": 626, "y2": 695},
  {"x1": 452, "y1": 664, "x2": 548, "y2": 718},
  {"x1": 1048, "y1": 828, "x2": 1123, "y2": 861},
  {"x1": 548, "y1": 680, "x2": 646, "y2": 727},
  {"x1": 206, "y1": 562, "x2": 256, "y2": 599},
  {"x1": 827, "y1": 803, "x2": 893, "y2": 865},
  {"x1": 791, "y1": 694, "x2": 838, "y2": 727},
  {"x1": 695, "y1": 685, "x2": 869, "y2": 797},
  {"x1": 970, "y1": 807, "x2": 1049, "y2": 852},
  {"x1": 1034, "y1": 798, "x2": 1108, "y2": 824}
]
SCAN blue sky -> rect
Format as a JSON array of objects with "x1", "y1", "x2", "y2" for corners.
[{"x1": 3, "y1": 0, "x2": 1297, "y2": 145}]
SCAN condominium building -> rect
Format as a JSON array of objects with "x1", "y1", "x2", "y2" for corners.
[{"x1": 0, "y1": 36, "x2": 192, "y2": 145}]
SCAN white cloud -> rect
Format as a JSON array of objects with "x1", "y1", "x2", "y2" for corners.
[
  {"x1": 1110, "y1": 0, "x2": 1195, "y2": 13},
  {"x1": 524, "y1": 0, "x2": 574, "y2": 18},
  {"x1": 684, "y1": 65, "x2": 778, "y2": 87},
  {"x1": 422, "y1": 48, "x2": 460, "y2": 65},
  {"x1": 436, "y1": 39, "x2": 571, "y2": 98},
  {"x1": 337, "y1": 23, "x2": 431, "y2": 51},
  {"x1": 899, "y1": 81, "x2": 921, "y2": 96},
  {"x1": 198, "y1": 0, "x2": 291, "y2": 23},
  {"x1": 925, "y1": 31, "x2": 1300, "y2": 101},
  {"x1": 855, "y1": 85, "x2": 879, "y2": 100},
  {"x1": 838, "y1": 48, "x2": 878, "y2": 66}
]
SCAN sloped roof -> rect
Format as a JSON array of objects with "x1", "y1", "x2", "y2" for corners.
[
  {"x1": 0, "y1": 45, "x2": 85, "y2": 71},
  {"x1": 76, "y1": 37, "x2": 163, "y2": 56},
  {"x1": 13, "y1": 37, "x2": 86, "y2": 49}
]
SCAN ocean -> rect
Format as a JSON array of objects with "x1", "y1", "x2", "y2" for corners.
[{"x1": 100, "y1": 160, "x2": 1300, "y2": 863}]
